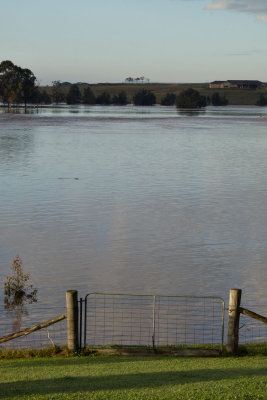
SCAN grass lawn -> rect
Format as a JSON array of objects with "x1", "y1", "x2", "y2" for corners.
[{"x1": 0, "y1": 355, "x2": 266, "y2": 399}]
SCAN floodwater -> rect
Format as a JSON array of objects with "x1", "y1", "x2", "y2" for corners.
[{"x1": 0, "y1": 105, "x2": 267, "y2": 324}]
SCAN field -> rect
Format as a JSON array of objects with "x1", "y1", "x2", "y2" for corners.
[
  {"x1": 41, "y1": 82, "x2": 267, "y2": 105},
  {"x1": 0, "y1": 354, "x2": 266, "y2": 399}
]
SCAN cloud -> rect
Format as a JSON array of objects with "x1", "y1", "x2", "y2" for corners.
[
  {"x1": 227, "y1": 49, "x2": 264, "y2": 56},
  {"x1": 205, "y1": 0, "x2": 267, "y2": 21}
]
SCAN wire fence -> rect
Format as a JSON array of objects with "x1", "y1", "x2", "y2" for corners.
[
  {"x1": 154, "y1": 295, "x2": 224, "y2": 347},
  {"x1": 0, "y1": 294, "x2": 266, "y2": 350},
  {"x1": 83, "y1": 293, "x2": 225, "y2": 350},
  {"x1": 0, "y1": 305, "x2": 67, "y2": 350}
]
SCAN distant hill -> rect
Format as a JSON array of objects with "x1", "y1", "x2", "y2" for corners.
[
  {"x1": 60, "y1": 81, "x2": 89, "y2": 87},
  {"x1": 60, "y1": 82, "x2": 89, "y2": 87},
  {"x1": 75, "y1": 82, "x2": 89, "y2": 86}
]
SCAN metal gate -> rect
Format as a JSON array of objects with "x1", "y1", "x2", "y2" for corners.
[{"x1": 79, "y1": 293, "x2": 225, "y2": 351}]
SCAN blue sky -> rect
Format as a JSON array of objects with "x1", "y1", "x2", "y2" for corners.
[{"x1": 1, "y1": 0, "x2": 267, "y2": 84}]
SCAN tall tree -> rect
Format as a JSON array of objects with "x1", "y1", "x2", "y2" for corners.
[
  {"x1": 0, "y1": 60, "x2": 22, "y2": 111},
  {"x1": 125, "y1": 77, "x2": 134, "y2": 84},
  {"x1": 40, "y1": 90, "x2": 52, "y2": 104},
  {"x1": 17, "y1": 67, "x2": 37, "y2": 109},
  {"x1": 0, "y1": 61, "x2": 37, "y2": 111},
  {"x1": 52, "y1": 80, "x2": 65, "y2": 104},
  {"x1": 66, "y1": 84, "x2": 81, "y2": 104},
  {"x1": 82, "y1": 86, "x2": 95, "y2": 104}
]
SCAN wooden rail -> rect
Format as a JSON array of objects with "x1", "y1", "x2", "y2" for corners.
[
  {"x1": 239, "y1": 307, "x2": 267, "y2": 324},
  {"x1": 0, "y1": 313, "x2": 66, "y2": 344}
]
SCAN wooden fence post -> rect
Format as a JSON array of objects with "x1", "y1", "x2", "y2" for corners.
[
  {"x1": 227, "y1": 288, "x2": 242, "y2": 355},
  {"x1": 66, "y1": 290, "x2": 79, "y2": 351}
]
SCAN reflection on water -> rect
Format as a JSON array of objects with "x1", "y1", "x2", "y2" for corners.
[
  {"x1": 177, "y1": 109, "x2": 205, "y2": 117},
  {"x1": 0, "y1": 133, "x2": 34, "y2": 167},
  {"x1": 1, "y1": 103, "x2": 267, "y2": 119},
  {"x1": 0, "y1": 106, "x2": 266, "y2": 326}
]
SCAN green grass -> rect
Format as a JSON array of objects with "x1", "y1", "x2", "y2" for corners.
[{"x1": 0, "y1": 355, "x2": 266, "y2": 399}]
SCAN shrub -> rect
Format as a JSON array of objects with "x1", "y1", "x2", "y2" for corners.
[
  {"x1": 112, "y1": 91, "x2": 128, "y2": 105},
  {"x1": 256, "y1": 94, "x2": 267, "y2": 106},
  {"x1": 211, "y1": 92, "x2": 229, "y2": 106},
  {"x1": 66, "y1": 85, "x2": 81, "y2": 104},
  {"x1": 82, "y1": 87, "x2": 95, "y2": 104},
  {"x1": 161, "y1": 93, "x2": 176, "y2": 106},
  {"x1": 95, "y1": 91, "x2": 111, "y2": 105},
  {"x1": 4, "y1": 255, "x2": 38, "y2": 311},
  {"x1": 40, "y1": 91, "x2": 52, "y2": 104},
  {"x1": 176, "y1": 88, "x2": 206, "y2": 109},
  {"x1": 133, "y1": 89, "x2": 156, "y2": 106}
]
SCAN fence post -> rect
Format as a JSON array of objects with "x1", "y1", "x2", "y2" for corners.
[
  {"x1": 227, "y1": 288, "x2": 242, "y2": 355},
  {"x1": 66, "y1": 290, "x2": 79, "y2": 351}
]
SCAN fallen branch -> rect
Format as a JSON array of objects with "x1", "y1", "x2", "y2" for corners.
[{"x1": 0, "y1": 313, "x2": 66, "y2": 344}]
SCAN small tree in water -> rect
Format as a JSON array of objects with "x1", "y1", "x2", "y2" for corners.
[
  {"x1": 176, "y1": 88, "x2": 206, "y2": 109},
  {"x1": 4, "y1": 256, "x2": 38, "y2": 331}
]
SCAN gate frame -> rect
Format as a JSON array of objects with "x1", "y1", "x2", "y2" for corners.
[{"x1": 80, "y1": 292, "x2": 225, "y2": 351}]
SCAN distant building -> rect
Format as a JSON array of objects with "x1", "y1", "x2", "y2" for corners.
[
  {"x1": 209, "y1": 80, "x2": 263, "y2": 89},
  {"x1": 209, "y1": 81, "x2": 225, "y2": 89}
]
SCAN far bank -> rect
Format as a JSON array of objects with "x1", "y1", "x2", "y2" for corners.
[{"x1": 40, "y1": 82, "x2": 267, "y2": 106}]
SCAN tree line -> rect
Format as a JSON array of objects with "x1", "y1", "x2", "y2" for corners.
[
  {"x1": 1, "y1": 61, "x2": 267, "y2": 110},
  {"x1": 125, "y1": 76, "x2": 150, "y2": 84},
  {"x1": 52, "y1": 86, "x2": 267, "y2": 108},
  {"x1": 49, "y1": 82, "x2": 157, "y2": 106}
]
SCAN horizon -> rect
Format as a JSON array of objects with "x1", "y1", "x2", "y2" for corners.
[{"x1": 39, "y1": 79, "x2": 266, "y2": 87}]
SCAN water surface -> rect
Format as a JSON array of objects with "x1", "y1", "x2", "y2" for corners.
[{"x1": 0, "y1": 105, "x2": 266, "y2": 326}]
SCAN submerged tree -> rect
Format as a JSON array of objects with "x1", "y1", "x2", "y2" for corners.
[
  {"x1": 176, "y1": 88, "x2": 206, "y2": 109},
  {"x1": 133, "y1": 89, "x2": 156, "y2": 106},
  {"x1": 66, "y1": 84, "x2": 81, "y2": 104},
  {"x1": 95, "y1": 91, "x2": 111, "y2": 105},
  {"x1": 211, "y1": 92, "x2": 228, "y2": 106},
  {"x1": 18, "y1": 67, "x2": 37, "y2": 109},
  {"x1": 256, "y1": 94, "x2": 267, "y2": 106},
  {"x1": 28, "y1": 89, "x2": 52, "y2": 105},
  {"x1": 112, "y1": 91, "x2": 128, "y2": 105},
  {"x1": 4, "y1": 255, "x2": 38, "y2": 331},
  {"x1": 82, "y1": 86, "x2": 96, "y2": 104},
  {"x1": 0, "y1": 60, "x2": 37, "y2": 111},
  {"x1": 52, "y1": 80, "x2": 65, "y2": 104},
  {"x1": 0, "y1": 61, "x2": 22, "y2": 111},
  {"x1": 40, "y1": 90, "x2": 52, "y2": 104},
  {"x1": 161, "y1": 93, "x2": 176, "y2": 106}
]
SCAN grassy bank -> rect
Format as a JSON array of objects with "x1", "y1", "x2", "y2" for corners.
[
  {"x1": 41, "y1": 82, "x2": 267, "y2": 105},
  {"x1": 0, "y1": 354, "x2": 266, "y2": 399}
]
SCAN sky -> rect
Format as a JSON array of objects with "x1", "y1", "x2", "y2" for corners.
[{"x1": 1, "y1": 0, "x2": 267, "y2": 84}]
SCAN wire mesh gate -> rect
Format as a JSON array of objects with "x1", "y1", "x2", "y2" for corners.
[{"x1": 79, "y1": 293, "x2": 225, "y2": 351}]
